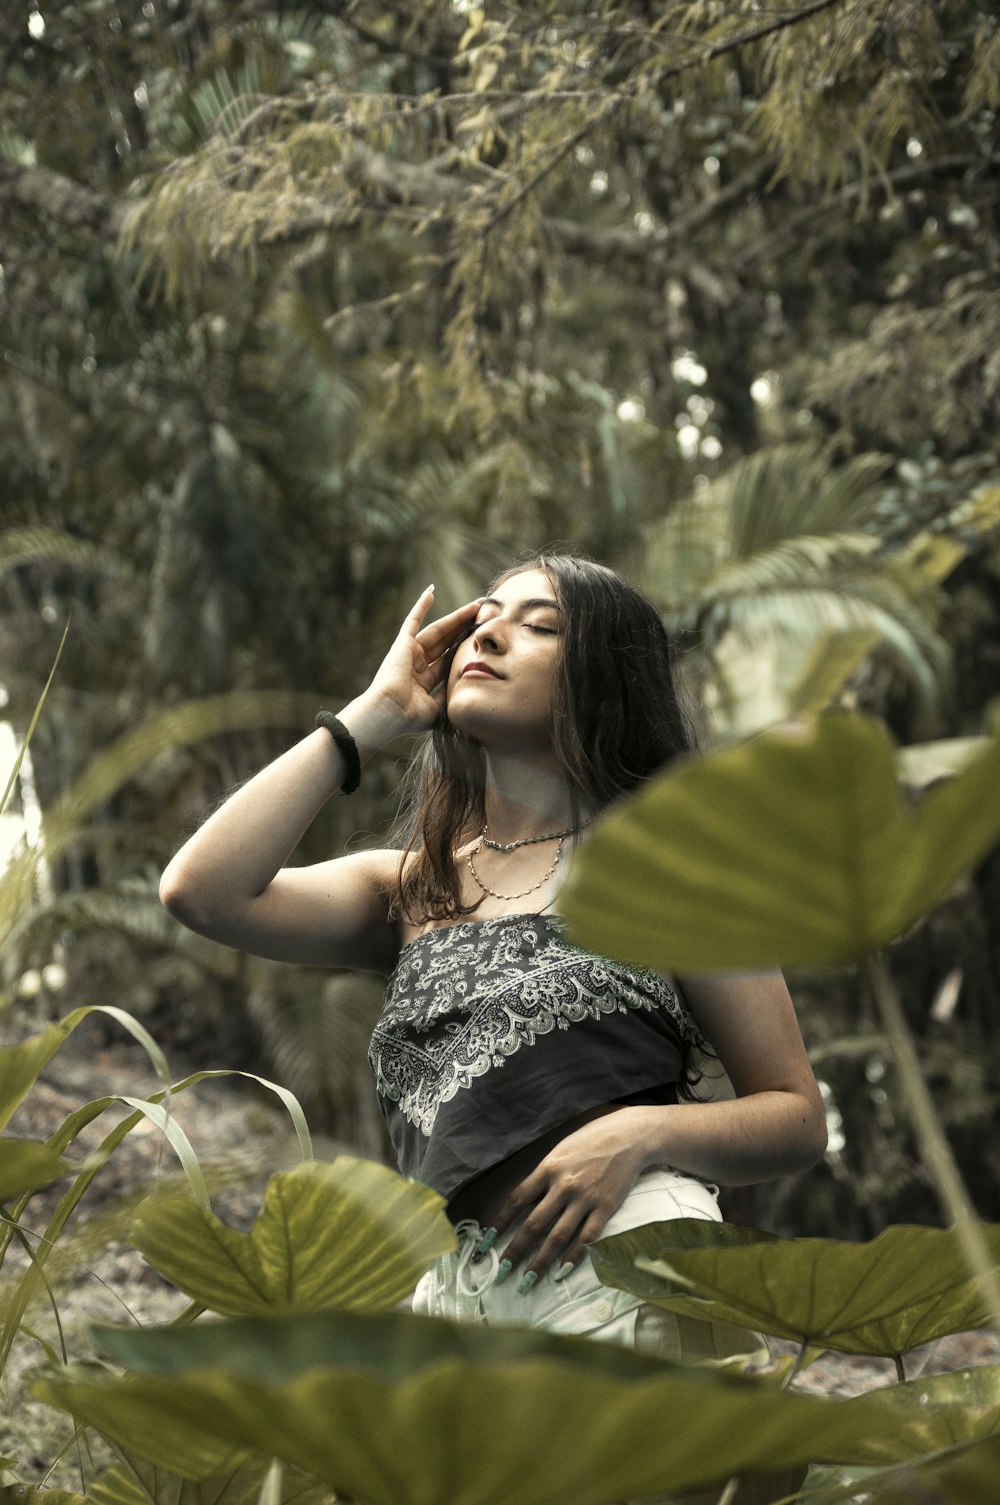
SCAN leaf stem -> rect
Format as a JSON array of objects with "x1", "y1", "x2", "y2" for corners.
[
  {"x1": 867, "y1": 953, "x2": 1000, "y2": 1339},
  {"x1": 784, "y1": 1340, "x2": 808, "y2": 1389},
  {"x1": 715, "y1": 1476, "x2": 740, "y2": 1505}
]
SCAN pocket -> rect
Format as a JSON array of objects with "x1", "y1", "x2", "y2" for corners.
[{"x1": 543, "y1": 1275, "x2": 644, "y2": 1342}]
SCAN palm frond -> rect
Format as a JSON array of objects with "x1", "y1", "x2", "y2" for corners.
[
  {"x1": 639, "y1": 491, "x2": 730, "y2": 610},
  {"x1": 157, "y1": 56, "x2": 277, "y2": 157},
  {"x1": 721, "y1": 444, "x2": 891, "y2": 555},
  {"x1": 709, "y1": 579, "x2": 950, "y2": 720},
  {"x1": 0, "y1": 527, "x2": 134, "y2": 580},
  {"x1": 248, "y1": 969, "x2": 385, "y2": 1117},
  {"x1": 684, "y1": 532, "x2": 880, "y2": 616},
  {"x1": 0, "y1": 692, "x2": 321, "y2": 945},
  {"x1": 785, "y1": 627, "x2": 882, "y2": 720},
  {"x1": 1, "y1": 886, "x2": 240, "y2": 998}
]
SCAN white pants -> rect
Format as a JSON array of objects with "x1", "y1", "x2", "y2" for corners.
[{"x1": 413, "y1": 1167, "x2": 763, "y2": 1362}]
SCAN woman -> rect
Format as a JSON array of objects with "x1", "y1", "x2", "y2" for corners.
[{"x1": 160, "y1": 554, "x2": 827, "y2": 1357}]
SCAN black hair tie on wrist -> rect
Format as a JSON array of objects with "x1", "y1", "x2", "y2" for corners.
[{"x1": 315, "y1": 712, "x2": 361, "y2": 795}]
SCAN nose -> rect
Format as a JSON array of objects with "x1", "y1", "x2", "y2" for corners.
[{"x1": 472, "y1": 618, "x2": 506, "y2": 653}]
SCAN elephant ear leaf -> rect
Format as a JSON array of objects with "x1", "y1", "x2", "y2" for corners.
[
  {"x1": 794, "y1": 1433, "x2": 1000, "y2": 1505},
  {"x1": 37, "y1": 1310, "x2": 926, "y2": 1505},
  {"x1": 589, "y1": 1220, "x2": 1000, "y2": 1355},
  {"x1": 87, "y1": 1453, "x2": 333, "y2": 1505},
  {"x1": 558, "y1": 709, "x2": 1000, "y2": 970},
  {"x1": 0, "y1": 1490, "x2": 87, "y2": 1505},
  {"x1": 130, "y1": 1156, "x2": 456, "y2": 1315}
]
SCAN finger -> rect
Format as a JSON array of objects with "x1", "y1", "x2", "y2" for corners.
[
  {"x1": 488, "y1": 1170, "x2": 549, "y2": 1240},
  {"x1": 549, "y1": 1208, "x2": 612, "y2": 1282},
  {"x1": 516, "y1": 1206, "x2": 592, "y2": 1286},
  {"x1": 494, "y1": 1192, "x2": 569, "y2": 1281},
  {"x1": 416, "y1": 597, "x2": 482, "y2": 656},
  {"x1": 400, "y1": 585, "x2": 438, "y2": 639}
]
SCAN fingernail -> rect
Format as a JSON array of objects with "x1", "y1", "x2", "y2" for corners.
[
  {"x1": 475, "y1": 1226, "x2": 497, "y2": 1257},
  {"x1": 426, "y1": 583, "x2": 435, "y2": 593},
  {"x1": 494, "y1": 1258, "x2": 513, "y2": 1286},
  {"x1": 516, "y1": 1270, "x2": 538, "y2": 1296},
  {"x1": 552, "y1": 1261, "x2": 574, "y2": 1283}
]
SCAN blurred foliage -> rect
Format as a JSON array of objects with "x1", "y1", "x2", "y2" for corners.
[{"x1": 2, "y1": 0, "x2": 1000, "y2": 1233}]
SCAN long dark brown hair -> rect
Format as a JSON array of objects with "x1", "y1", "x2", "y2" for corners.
[{"x1": 391, "y1": 553, "x2": 699, "y2": 922}]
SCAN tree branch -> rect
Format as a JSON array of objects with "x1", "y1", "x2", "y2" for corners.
[
  {"x1": 734, "y1": 151, "x2": 1000, "y2": 266},
  {"x1": 478, "y1": 0, "x2": 849, "y2": 242}
]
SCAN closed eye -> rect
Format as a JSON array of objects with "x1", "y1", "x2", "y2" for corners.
[{"x1": 471, "y1": 617, "x2": 559, "y2": 634}]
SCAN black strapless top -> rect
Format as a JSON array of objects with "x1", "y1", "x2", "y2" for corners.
[{"x1": 368, "y1": 912, "x2": 701, "y2": 1203}]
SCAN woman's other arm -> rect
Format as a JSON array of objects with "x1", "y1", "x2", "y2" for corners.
[
  {"x1": 489, "y1": 970, "x2": 826, "y2": 1279},
  {"x1": 159, "y1": 588, "x2": 480, "y2": 975},
  {"x1": 633, "y1": 968, "x2": 828, "y2": 1183}
]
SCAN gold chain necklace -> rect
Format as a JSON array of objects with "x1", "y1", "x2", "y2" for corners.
[
  {"x1": 479, "y1": 822, "x2": 581, "y2": 852},
  {"x1": 467, "y1": 834, "x2": 566, "y2": 902}
]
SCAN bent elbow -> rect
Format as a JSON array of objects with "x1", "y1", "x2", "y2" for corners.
[{"x1": 159, "y1": 863, "x2": 205, "y2": 929}]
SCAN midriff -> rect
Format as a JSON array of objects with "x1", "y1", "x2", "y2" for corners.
[{"x1": 445, "y1": 1101, "x2": 627, "y2": 1227}]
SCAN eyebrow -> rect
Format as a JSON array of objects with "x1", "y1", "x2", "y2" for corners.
[{"x1": 477, "y1": 596, "x2": 564, "y2": 613}]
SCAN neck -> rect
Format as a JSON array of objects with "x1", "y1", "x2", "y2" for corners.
[{"x1": 480, "y1": 748, "x2": 588, "y2": 846}]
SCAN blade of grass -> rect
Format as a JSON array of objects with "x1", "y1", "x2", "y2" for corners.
[{"x1": 0, "y1": 621, "x2": 69, "y2": 817}]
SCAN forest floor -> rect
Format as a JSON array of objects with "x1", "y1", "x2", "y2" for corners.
[{"x1": 4, "y1": 1029, "x2": 999, "y2": 1489}]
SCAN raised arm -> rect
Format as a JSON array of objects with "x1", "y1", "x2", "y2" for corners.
[{"x1": 159, "y1": 587, "x2": 480, "y2": 975}]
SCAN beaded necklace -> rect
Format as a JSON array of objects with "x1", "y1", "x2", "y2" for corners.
[{"x1": 466, "y1": 822, "x2": 588, "y2": 902}]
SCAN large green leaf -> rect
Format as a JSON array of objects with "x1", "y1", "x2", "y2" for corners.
[
  {"x1": 0, "y1": 1138, "x2": 70, "y2": 1199},
  {"x1": 784, "y1": 626, "x2": 880, "y2": 719},
  {"x1": 0, "y1": 1490, "x2": 87, "y2": 1505},
  {"x1": 895, "y1": 734, "x2": 990, "y2": 788},
  {"x1": 589, "y1": 1219, "x2": 1000, "y2": 1354},
  {"x1": 0, "y1": 1060, "x2": 310, "y2": 1376},
  {"x1": 795, "y1": 1434, "x2": 1000, "y2": 1505},
  {"x1": 558, "y1": 709, "x2": 1000, "y2": 969},
  {"x1": 88, "y1": 1454, "x2": 332, "y2": 1505},
  {"x1": 835, "y1": 1366, "x2": 1000, "y2": 1463},
  {"x1": 37, "y1": 1311, "x2": 916, "y2": 1505},
  {"x1": 129, "y1": 1158, "x2": 456, "y2": 1315}
]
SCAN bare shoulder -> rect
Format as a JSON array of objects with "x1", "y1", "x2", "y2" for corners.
[{"x1": 169, "y1": 846, "x2": 406, "y2": 976}]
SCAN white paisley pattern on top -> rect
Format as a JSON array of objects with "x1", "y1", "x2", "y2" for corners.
[{"x1": 370, "y1": 912, "x2": 699, "y2": 1137}]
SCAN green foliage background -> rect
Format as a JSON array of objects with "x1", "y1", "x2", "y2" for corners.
[{"x1": 3, "y1": 0, "x2": 1000, "y2": 1236}]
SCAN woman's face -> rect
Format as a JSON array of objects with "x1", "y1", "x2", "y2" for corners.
[{"x1": 446, "y1": 567, "x2": 564, "y2": 750}]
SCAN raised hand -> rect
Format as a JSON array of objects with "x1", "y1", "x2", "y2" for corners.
[{"x1": 367, "y1": 586, "x2": 482, "y2": 734}]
